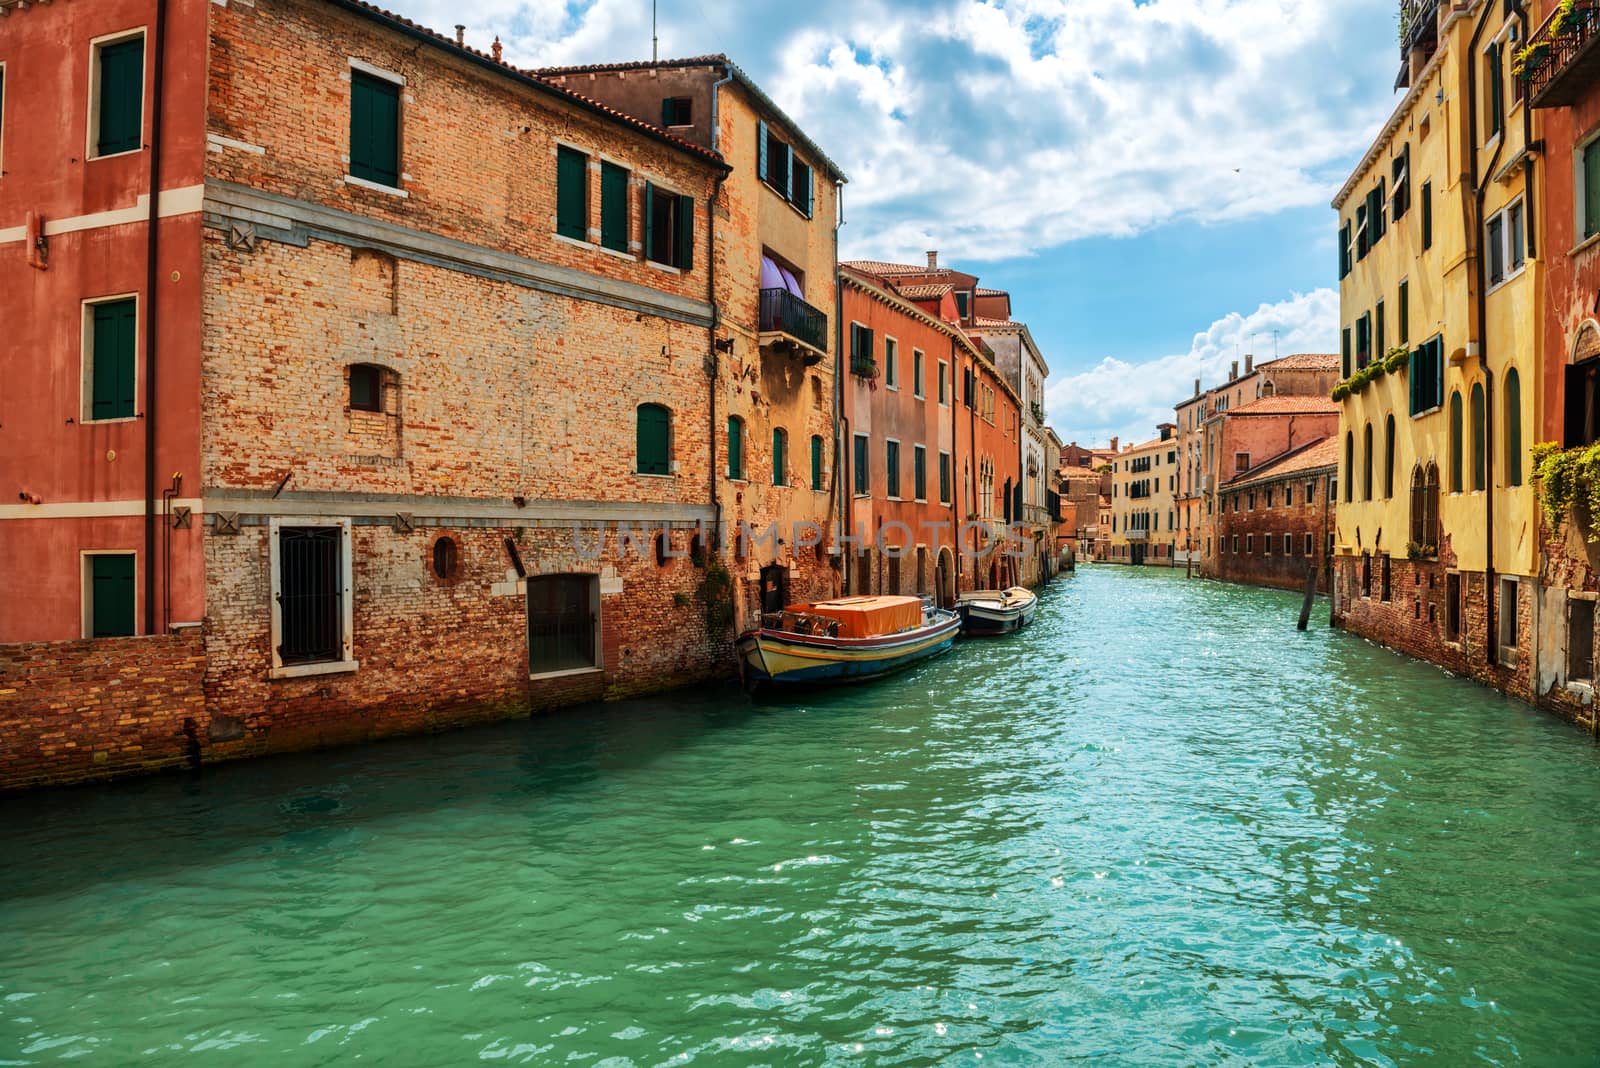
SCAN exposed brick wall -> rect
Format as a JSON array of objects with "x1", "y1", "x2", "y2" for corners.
[
  {"x1": 1214, "y1": 468, "x2": 1335, "y2": 593},
  {"x1": 0, "y1": 630, "x2": 207, "y2": 792}
]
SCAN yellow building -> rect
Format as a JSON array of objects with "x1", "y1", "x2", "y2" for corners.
[
  {"x1": 1332, "y1": 0, "x2": 1542, "y2": 697},
  {"x1": 1106, "y1": 426, "x2": 1180, "y2": 566}
]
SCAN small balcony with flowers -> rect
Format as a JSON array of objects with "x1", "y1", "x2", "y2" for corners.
[
  {"x1": 1520, "y1": 0, "x2": 1600, "y2": 108},
  {"x1": 758, "y1": 255, "x2": 827, "y2": 366}
]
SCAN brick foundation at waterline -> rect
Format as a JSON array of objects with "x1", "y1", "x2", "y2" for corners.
[{"x1": 0, "y1": 0, "x2": 1067, "y2": 789}]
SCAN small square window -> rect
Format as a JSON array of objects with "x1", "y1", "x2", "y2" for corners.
[
  {"x1": 662, "y1": 97, "x2": 692, "y2": 127},
  {"x1": 349, "y1": 364, "x2": 383, "y2": 412}
]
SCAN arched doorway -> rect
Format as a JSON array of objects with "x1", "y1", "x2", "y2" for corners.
[
  {"x1": 758, "y1": 564, "x2": 788, "y2": 616},
  {"x1": 936, "y1": 547, "x2": 956, "y2": 608}
]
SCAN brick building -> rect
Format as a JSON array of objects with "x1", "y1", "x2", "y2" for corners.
[
  {"x1": 537, "y1": 56, "x2": 847, "y2": 630},
  {"x1": 0, "y1": 0, "x2": 853, "y2": 787},
  {"x1": 1213, "y1": 437, "x2": 1338, "y2": 593}
]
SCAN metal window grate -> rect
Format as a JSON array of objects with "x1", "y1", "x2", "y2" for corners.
[
  {"x1": 528, "y1": 576, "x2": 596, "y2": 674},
  {"x1": 278, "y1": 527, "x2": 342, "y2": 664}
]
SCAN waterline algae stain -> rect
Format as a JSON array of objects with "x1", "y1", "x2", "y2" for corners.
[{"x1": 3, "y1": 569, "x2": 1599, "y2": 1064}]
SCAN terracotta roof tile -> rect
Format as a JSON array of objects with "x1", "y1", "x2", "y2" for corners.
[
  {"x1": 841, "y1": 259, "x2": 945, "y2": 277},
  {"x1": 1260, "y1": 352, "x2": 1340, "y2": 371},
  {"x1": 1228, "y1": 395, "x2": 1340, "y2": 416},
  {"x1": 897, "y1": 283, "x2": 955, "y2": 300},
  {"x1": 972, "y1": 316, "x2": 1018, "y2": 328},
  {"x1": 1225, "y1": 437, "x2": 1339, "y2": 486},
  {"x1": 975, "y1": 287, "x2": 1008, "y2": 297}
]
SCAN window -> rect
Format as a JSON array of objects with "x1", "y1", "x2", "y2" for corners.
[
  {"x1": 1471, "y1": 383, "x2": 1486, "y2": 492},
  {"x1": 938, "y1": 361, "x2": 949, "y2": 404},
  {"x1": 1285, "y1": 485, "x2": 1294, "y2": 507},
  {"x1": 645, "y1": 184, "x2": 694, "y2": 269},
  {"x1": 913, "y1": 445, "x2": 927, "y2": 501},
  {"x1": 1391, "y1": 145, "x2": 1410, "y2": 221},
  {"x1": 85, "y1": 297, "x2": 137, "y2": 421},
  {"x1": 1384, "y1": 415, "x2": 1396, "y2": 499},
  {"x1": 939, "y1": 451, "x2": 952, "y2": 505},
  {"x1": 1505, "y1": 368, "x2": 1523, "y2": 486},
  {"x1": 1338, "y1": 221, "x2": 1352, "y2": 279},
  {"x1": 1356, "y1": 313, "x2": 1372, "y2": 368},
  {"x1": 637, "y1": 403, "x2": 670, "y2": 475},
  {"x1": 662, "y1": 97, "x2": 692, "y2": 127},
  {"x1": 1582, "y1": 137, "x2": 1600, "y2": 241},
  {"x1": 556, "y1": 146, "x2": 588, "y2": 241},
  {"x1": 272, "y1": 521, "x2": 353, "y2": 672},
  {"x1": 432, "y1": 536, "x2": 460, "y2": 580},
  {"x1": 963, "y1": 367, "x2": 975, "y2": 408},
  {"x1": 913, "y1": 350, "x2": 925, "y2": 398},
  {"x1": 1345, "y1": 432, "x2": 1354, "y2": 503},
  {"x1": 811, "y1": 435, "x2": 825, "y2": 491},
  {"x1": 91, "y1": 33, "x2": 144, "y2": 158},
  {"x1": 1450, "y1": 391, "x2": 1464, "y2": 493},
  {"x1": 1398, "y1": 280, "x2": 1409, "y2": 344},
  {"x1": 527, "y1": 575, "x2": 598, "y2": 675},
  {"x1": 348, "y1": 363, "x2": 384, "y2": 413},
  {"x1": 1500, "y1": 577, "x2": 1519, "y2": 653},
  {"x1": 1247, "y1": 535, "x2": 1255, "y2": 554},
  {"x1": 1376, "y1": 301, "x2": 1386, "y2": 358},
  {"x1": 850, "y1": 323, "x2": 876, "y2": 377},
  {"x1": 1232, "y1": 536, "x2": 1239, "y2": 554},
  {"x1": 1304, "y1": 533, "x2": 1314, "y2": 556},
  {"x1": 600, "y1": 161, "x2": 629, "y2": 253},
  {"x1": 1566, "y1": 356, "x2": 1600, "y2": 448},
  {"x1": 86, "y1": 553, "x2": 136, "y2": 638},
  {"x1": 727, "y1": 416, "x2": 744, "y2": 480},
  {"x1": 886, "y1": 440, "x2": 901, "y2": 499},
  {"x1": 853, "y1": 433, "x2": 869, "y2": 495},
  {"x1": 1422, "y1": 181, "x2": 1433, "y2": 250},
  {"x1": 1382, "y1": 555, "x2": 1392, "y2": 602},
  {"x1": 1410, "y1": 335, "x2": 1445, "y2": 415},
  {"x1": 884, "y1": 337, "x2": 899, "y2": 388},
  {"x1": 1570, "y1": 598, "x2": 1596, "y2": 684},
  {"x1": 1235, "y1": 452, "x2": 1250, "y2": 473},
  {"x1": 1485, "y1": 200, "x2": 1525, "y2": 287},
  {"x1": 1446, "y1": 572, "x2": 1462, "y2": 641},
  {"x1": 955, "y1": 292, "x2": 971, "y2": 319},
  {"x1": 772, "y1": 427, "x2": 787, "y2": 486},
  {"x1": 756, "y1": 120, "x2": 813, "y2": 218},
  {"x1": 1363, "y1": 422, "x2": 1373, "y2": 501},
  {"x1": 1484, "y1": 42, "x2": 1504, "y2": 141},
  {"x1": 349, "y1": 67, "x2": 401, "y2": 188},
  {"x1": 1284, "y1": 534, "x2": 1294, "y2": 556},
  {"x1": 1342, "y1": 327, "x2": 1352, "y2": 379}
]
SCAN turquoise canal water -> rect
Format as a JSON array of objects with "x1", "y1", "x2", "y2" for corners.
[{"x1": 4, "y1": 567, "x2": 1600, "y2": 1065}]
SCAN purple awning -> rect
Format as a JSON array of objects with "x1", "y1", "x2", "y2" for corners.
[{"x1": 761, "y1": 255, "x2": 804, "y2": 298}]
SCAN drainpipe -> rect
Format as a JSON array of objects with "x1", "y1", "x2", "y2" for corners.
[
  {"x1": 836, "y1": 200, "x2": 847, "y2": 595},
  {"x1": 142, "y1": 0, "x2": 170, "y2": 636},
  {"x1": 949, "y1": 334, "x2": 959, "y2": 602},
  {"x1": 1468, "y1": 0, "x2": 1504, "y2": 667},
  {"x1": 706, "y1": 171, "x2": 728, "y2": 558}
]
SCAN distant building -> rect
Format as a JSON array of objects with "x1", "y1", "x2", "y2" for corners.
[
  {"x1": 1106, "y1": 425, "x2": 1180, "y2": 565},
  {"x1": 1214, "y1": 438, "x2": 1338, "y2": 593}
]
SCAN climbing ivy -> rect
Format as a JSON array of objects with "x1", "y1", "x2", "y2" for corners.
[
  {"x1": 698, "y1": 558, "x2": 736, "y2": 639},
  {"x1": 1532, "y1": 440, "x2": 1600, "y2": 541}
]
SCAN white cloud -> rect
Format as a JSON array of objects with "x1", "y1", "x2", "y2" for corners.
[
  {"x1": 1044, "y1": 288, "x2": 1339, "y2": 448},
  {"x1": 379, "y1": 0, "x2": 1400, "y2": 264}
]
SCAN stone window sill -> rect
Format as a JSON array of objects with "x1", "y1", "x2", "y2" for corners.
[
  {"x1": 344, "y1": 174, "x2": 408, "y2": 198},
  {"x1": 530, "y1": 666, "x2": 604, "y2": 682},
  {"x1": 271, "y1": 659, "x2": 359, "y2": 680}
]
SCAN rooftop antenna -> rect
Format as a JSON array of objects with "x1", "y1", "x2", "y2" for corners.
[
  {"x1": 1274, "y1": 329, "x2": 1279, "y2": 359},
  {"x1": 652, "y1": 0, "x2": 658, "y2": 62}
]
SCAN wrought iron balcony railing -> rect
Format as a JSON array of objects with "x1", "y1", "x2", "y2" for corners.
[
  {"x1": 1522, "y1": 1, "x2": 1600, "y2": 108},
  {"x1": 759, "y1": 288, "x2": 828, "y2": 355}
]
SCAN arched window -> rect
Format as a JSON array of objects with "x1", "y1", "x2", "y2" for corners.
[
  {"x1": 1409, "y1": 465, "x2": 1426, "y2": 546},
  {"x1": 1363, "y1": 422, "x2": 1374, "y2": 501},
  {"x1": 1424, "y1": 462, "x2": 1441, "y2": 550},
  {"x1": 1449, "y1": 391, "x2": 1464, "y2": 494},
  {"x1": 1384, "y1": 415, "x2": 1396, "y2": 499},
  {"x1": 432, "y1": 536, "x2": 459, "y2": 580},
  {"x1": 1471, "y1": 383, "x2": 1486, "y2": 491},
  {"x1": 1344, "y1": 432, "x2": 1354, "y2": 503},
  {"x1": 810, "y1": 435, "x2": 824, "y2": 491},
  {"x1": 727, "y1": 416, "x2": 744, "y2": 480},
  {"x1": 772, "y1": 427, "x2": 787, "y2": 486},
  {"x1": 1505, "y1": 368, "x2": 1523, "y2": 486},
  {"x1": 636, "y1": 403, "x2": 670, "y2": 475}
]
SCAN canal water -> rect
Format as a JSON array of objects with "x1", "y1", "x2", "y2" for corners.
[{"x1": 4, "y1": 567, "x2": 1600, "y2": 1066}]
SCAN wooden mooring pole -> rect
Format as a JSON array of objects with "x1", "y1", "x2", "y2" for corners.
[{"x1": 1297, "y1": 561, "x2": 1318, "y2": 631}]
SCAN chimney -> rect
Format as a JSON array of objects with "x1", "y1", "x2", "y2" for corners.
[
  {"x1": 1230, "y1": 360, "x2": 1239, "y2": 380},
  {"x1": 926, "y1": 251, "x2": 939, "y2": 270},
  {"x1": 1110, "y1": 436, "x2": 1119, "y2": 453},
  {"x1": 454, "y1": 24, "x2": 465, "y2": 45},
  {"x1": 1245, "y1": 354, "x2": 1254, "y2": 374}
]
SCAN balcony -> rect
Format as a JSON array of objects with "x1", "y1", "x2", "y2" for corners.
[
  {"x1": 1021, "y1": 504, "x2": 1051, "y2": 528},
  {"x1": 1523, "y1": 1, "x2": 1600, "y2": 108},
  {"x1": 1125, "y1": 529, "x2": 1149, "y2": 542},
  {"x1": 759, "y1": 288, "x2": 827, "y2": 364},
  {"x1": 1396, "y1": 0, "x2": 1440, "y2": 86}
]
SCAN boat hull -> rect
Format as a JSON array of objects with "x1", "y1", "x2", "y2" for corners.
[
  {"x1": 956, "y1": 592, "x2": 1039, "y2": 636},
  {"x1": 737, "y1": 612, "x2": 960, "y2": 686}
]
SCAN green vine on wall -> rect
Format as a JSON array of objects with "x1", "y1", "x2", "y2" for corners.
[
  {"x1": 698, "y1": 558, "x2": 736, "y2": 639},
  {"x1": 1532, "y1": 440, "x2": 1600, "y2": 541}
]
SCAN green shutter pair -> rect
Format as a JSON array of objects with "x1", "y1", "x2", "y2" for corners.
[
  {"x1": 97, "y1": 37, "x2": 145, "y2": 156},
  {"x1": 643, "y1": 183, "x2": 696, "y2": 270},
  {"x1": 811, "y1": 435, "x2": 824, "y2": 490},
  {"x1": 557, "y1": 147, "x2": 588, "y2": 241},
  {"x1": 91, "y1": 555, "x2": 136, "y2": 637},
  {"x1": 772, "y1": 429, "x2": 786, "y2": 486},
  {"x1": 92, "y1": 299, "x2": 138, "y2": 421},
  {"x1": 601, "y1": 162, "x2": 629, "y2": 252},
  {"x1": 886, "y1": 441, "x2": 900, "y2": 498},
  {"x1": 914, "y1": 448, "x2": 926, "y2": 501},
  {"x1": 854, "y1": 436, "x2": 869, "y2": 494},
  {"x1": 350, "y1": 70, "x2": 401, "y2": 187},
  {"x1": 637, "y1": 404, "x2": 670, "y2": 475},
  {"x1": 727, "y1": 418, "x2": 743, "y2": 479}
]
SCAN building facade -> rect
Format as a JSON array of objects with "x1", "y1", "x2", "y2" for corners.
[
  {"x1": 1332, "y1": 0, "x2": 1542, "y2": 706},
  {"x1": 1213, "y1": 438, "x2": 1338, "y2": 593},
  {"x1": 1106, "y1": 427, "x2": 1179, "y2": 565}
]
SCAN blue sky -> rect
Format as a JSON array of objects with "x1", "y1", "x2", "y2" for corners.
[{"x1": 387, "y1": 0, "x2": 1403, "y2": 445}]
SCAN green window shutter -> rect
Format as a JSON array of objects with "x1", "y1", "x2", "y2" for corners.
[
  {"x1": 643, "y1": 182, "x2": 656, "y2": 262},
  {"x1": 349, "y1": 70, "x2": 400, "y2": 186},
  {"x1": 662, "y1": 98, "x2": 673, "y2": 127},
  {"x1": 854, "y1": 436, "x2": 868, "y2": 494},
  {"x1": 97, "y1": 37, "x2": 145, "y2": 156},
  {"x1": 914, "y1": 448, "x2": 926, "y2": 500},
  {"x1": 556, "y1": 147, "x2": 588, "y2": 241},
  {"x1": 886, "y1": 441, "x2": 900, "y2": 498},
  {"x1": 940, "y1": 454, "x2": 951, "y2": 504},
  {"x1": 772, "y1": 429, "x2": 785, "y2": 486},
  {"x1": 91, "y1": 554, "x2": 136, "y2": 637},
  {"x1": 798, "y1": 163, "x2": 814, "y2": 218},
  {"x1": 1586, "y1": 142, "x2": 1600, "y2": 238},
  {"x1": 675, "y1": 194, "x2": 695, "y2": 272},
  {"x1": 781, "y1": 143, "x2": 793, "y2": 201},
  {"x1": 637, "y1": 404, "x2": 669, "y2": 475},
  {"x1": 92, "y1": 299, "x2": 137, "y2": 420},
  {"x1": 811, "y1": 435, "x2": 824, "y2": 490},
  {"x1": 757, "y1": 121, "x2": 768, "y2": 182},
  {"x1": 600, "y1": 162, "x2": 629, "y2": 252},
  {"x1": 727, "y1": 418, "x2": 742, "y2": 479}
]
